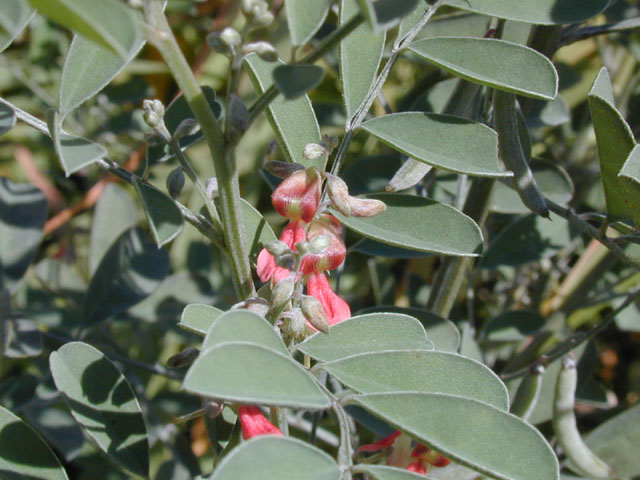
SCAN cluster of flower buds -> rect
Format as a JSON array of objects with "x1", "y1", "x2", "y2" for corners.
[{"x1": 241, "y1": 0, "x2": 274, "y2": 28}]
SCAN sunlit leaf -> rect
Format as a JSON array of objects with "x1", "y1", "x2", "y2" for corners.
[
  {"x1": 285, "y1": 0, "x2": 332, "y2": 46},
  {"x1": 179, "y1": 303, "x2": 223, "y2": 336},
  {"x1": 0, "y1": 0, "x2": 34, "y2": 52},
  {"x1": 273, "y1": 64, "x2": 325, "y2": 100}
]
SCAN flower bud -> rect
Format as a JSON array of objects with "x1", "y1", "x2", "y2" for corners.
[
  {"x1": 325, "y1": 173, "x2": 351, "y2": 217},
  {"x1": 274, "y1": 252, "x2": 295, "y2": 271},
  {"x1": 303, "y1": 143, "x2": 327, "y2": 162},
  {"x1": 173, "y1": 118, "x2": 198, "y2": 139},
  {"x1": 264, "y1": 161, "x2": 305, "y2": 179},
  {"x1": 272, "y1": 167, "x2": 321, "y2": 222},
  {"x1": 144, "y1": 130, "x2": 166, "y2": 146},
  {"x1": 228, "y1": 94, "x2": 248, "y2": 142},
  {"x1": 299, "y1": 294, "x2": 330, "y2": 333},
  {"x1": 297, "y1": 234, "x2": 330, "y2": 255},
  {"x1": 252, "y1": 9, "x2": 274, "y2": 27},
  {"x1": 166, "y1": 166, "x2": 186, "y2": 198},
  {"x1": 206, "y1": 32, "x2": 230, "y2": 54},
  {"x1": 270, "y1": 275, "x2": 294, "y2": 314},
  {"x1": 243, "y1": 41, "x2": 277, "y2": 62},
  {"x1": 348, "y1": 197, "x2": 386, "y2": 217},
  {"x1": 206, "y1": 177, "x2": 218, "y2": 199},
  {"x1": 280, "y1": 308, "x2": 307, "y2": 340},
  {"x1": 220, "y1": 27, "x2": 242, "y2": 48},
  {"x1": 167, "y1": 347, "x2": 199, "y2": 368},
  {"x1": 265, "y1": 240, "x2": 293, "y2": 258},
  {"x1": 203, "y1": 400, "x2": 224, "y2": 419},
  {"x1": 142, "y1": 99, "x2": 165, "y2": 129},
  {"x1": 300, "y1": 216, "x2": 345, "y2": 274}
]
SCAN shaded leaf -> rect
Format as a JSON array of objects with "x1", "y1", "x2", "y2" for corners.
[
  {"x1": 24, "y1": 406, "x2": 86, "y2": 462},
  {"x1": 202, "y1": 309, "x2": 288, "y2": 356},
  {"x1": 179, "y1": 303, "x2": 223, "y2": 336},
  {"x1": 238, "y1": 198, "x2": 276, "y2": 259},
  {"x1": 484, "y1": 311, "x2": 546, "y2": 342},
  {"x1": 618, "y1": 145, "x2": 640, "y2": 231},
  {"x1": 244, "y1": 54, "x2": 323, "y2": 169},
  {"x1": 334, "y1": 193, "x2": 483, "y2": 256},
  {"x1": 49, "y1": 342, "x2": 149, "y2": 477},
  {"x1": 408, "y1": 38, "x2": 557, "y2": 100},
  {"x1": 351, "y1": 393, "x2": 559, "y2": 480},
  {"x1": 340, "y1": 0, "x2": 386, "y2": 119},
  {"x1": 285, "y1": 0, "x2": 332, "y2": 47},
  {"x1": 321, "y1": 350, "x2": 509, "y2": 410},
  {"x1": 2, "y1": 315, "x2": 42, "y2": 358},
  {"x1": 28, "y1": 0, "x2": 142, "y2": 59},
  {"x1": 209, "y1": 436, "x2": 340, "y2": 480},
  {"x1": 0, "y1": 0, "x2": 34, "y2": 52},
  {"x1": 83, "y1": 227, "x2": 169, "y2": 325},
  {"x1": 184, "y1": 342, "x2": 330, "y2": 409},
  {"x1": 588, "y1": 67, "x2": 634, "y2": 221},
  {"x1": 360, "y1": 113, "x2": 508, "y2": 177},
  {"x1": 0, "y1": 404, "x2": 69, "y2": 480},
  {"x1": 0, "y1": 177, "x2": 48, "y2": 292},
  {"x1": 273, "y1": 64, "x2": 325, "y2": 100},
  {"x1": 133, "y1": 179, "x2": 184, "y2": 247},
  {"x1": 359, "y1": 465, "x2": 438, "y2": 480},
  {"x1": 357, "y1": 0, "x2": 420, "y2": 32},
  {"x1": 442, "y1": 0, "x2": 608, "y2": 25},
  {"x1": 352, "y1": 239, "x2": 433, "y2": 259},
  {"x1": 0, "y1": 101, "x2": 16, "y2": 136}
]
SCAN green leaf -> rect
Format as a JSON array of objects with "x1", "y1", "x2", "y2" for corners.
[
  {"x1": 359, "y1": 306, "x2": 460, "y2": 352},
  {"x1": 408, "y1": 38, "x2": 557, "y2": 100},
  {"x1": 334, "y1": 193, "x2": 483, "y2": 256},
  {"x1": 0, "y1": 101, "x2": 16, "y2": 136},
  {"x1": 584, "y1": 403, "x2": 640, "y2": 478},
  {"x1": 59, "y1": 33, "x2": 145, "y2": 118},
  {"x1": 244, "y1": 54, "x2": 323, "y2": 170},
  {"x1": 484, "y1": 311, "x2": 546, "y2": 342},
  {"x1": 491, "y1": 159, "x2": 573, "y2": 214},
  {"x1": 358, "y1": 465, "x2": 437, "y2": 480},
  {"x1": 83, "y1": 227, "x2": 169, "y2": 325},
  {"x1": 133, "y1": 179, "x2": 184, "y2": 247},
  {"x1": 351, "y1": 393, "x2": 559, "y2": 480},
  {"x1": 479, "y1": 212, "x2": 571, "y2": 269},
  {"x1": 49, "y1": 342, "x2": 149, "y2": 477},
  {"x1": 0, "y1": 404, "x2": 69, "y2": 480},
  {"x1": 28, "y1": 0, "x2": 142, "y2": 59},
  {"x1": 179, "y1": 303, "x2": 223, "y2": 336},
  {"x1": 273, "y1": 64, "x2": 325, "y2": 100},
  {"x1": 618, "y1": 144, "x2": 640, "y2": 230},
  {"x1": 202, "y1": 310, "x2": 289, "y2": 356},
  {"x1": 0, "y1": 0, "x2": 34, "y2": 52},
  {"x1": 442, "y1": 0, "x2": 608, "y2": 25},
  {"x1": 89, "y1": 183, "x2": 137, "y2": 275},
  {"x1": 2, "y1": 315, "x2": 43, "y2": 358},
  {"x1": 322, "y1": 350, "x2": 509, "y2": 410},
  {"x1": 588, "y1": 67, "x2": 635, "y2": 221},
  {"x1": 357, "y1": 0, "x2": 420, "y2": 32},
  {"x1": 238, "y1": 198, "x2": 277, "y2": 259},
  {"x1": 298, "y1": 313, "x2": 434, "y2": 362},
  {"x1": 285, "y1": 0, "x2": 332, "y2": 46},
  {"x1": 340, "y1": 0, "x2": 386, "y2": 120},
  {"x1": 183, "y1": 342, "x2": 330, "y2": 409},
  {"x1": 0, "y1": 177, "x2": 48, "y2": 292},
  {"x1": 360, "y1": 113, "x2": 508, "y2": 177},
  {"x1": 352, "y1": 239, "x2": 433, "y2": 259},
  {"x1": 209, "y1": 436, "x2": 341, "y2": 480}
]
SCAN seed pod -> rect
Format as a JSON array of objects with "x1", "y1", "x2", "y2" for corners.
[
  {"x1": 264, "y1": 161, "x2": 305, "y2": 179},
  {"x1": 270, "y1": 275, "x2": 294, "y2": 314},
  {"x1": 349, "y1": 197, "x2": 386, "y2": 217},
  {"x1": 173, "y1": 118, "x2": 198, "y2": 140},
  {"x1": 303, "y1": 143, "x2": 327, "y2": 162},
  {"x1": 167, "y1": 347, "x2": 200, "y2": 368},
  {"x1": 203, "y1": 400, "x2": 224, "y2": 419},
  {"x1": 220, "y1": 27, "x2": 242, "y2": 48},
  {"x1": 228, "y1": 94, "x2": 249, "y2": 142},
  {"x1": 552, "y1": 356, "x2": 610, "y2": 479},
  {"x1": 243, "y1": 41, "x2": 277, "y2": 62},
  {"x1": 386, "y1": 158, "x2": 432, "y2": 192},
  {"x1": 299, "y1": 294, "x2": 329, "y2": 333},
  {"x1": 325, "y1": 173, "x2": 351, "y2": 217},
  {"x1": 510, "y1": 363, "x2": 544, "y2": 421},
  {"x1": 166, "y1": 166, "x2": 186, "y2": 199},
  {"x1": 493, "y1": 90, "x2": 549, "y2": 218}
]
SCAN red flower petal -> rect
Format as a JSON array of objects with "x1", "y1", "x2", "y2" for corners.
[
  {"x1": 300, "y1": 216, "x2": 346, "y2": 275},
  {"x1": 407, "y1": 461, "x2": 428, "y2": 474},
  {"x1": 357, "y1": 430, "x2": 401, "y2": 453},
  {"x1": 257, "y1": 222, "x2": 307, "y2": 283},
  {"x1": 238, "y1": 405, "x2": 283, "y2": 439},
  {"x1": 306, "y1": 273, "x2": 350, "y2": 325},
  {"x1": 272, "y1": 168, "x2": 321, "y2": 222}
]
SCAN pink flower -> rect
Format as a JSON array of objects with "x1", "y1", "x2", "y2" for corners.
[
  {"x1": 238, "y1": 405, "x2": 283, "y2": 439},
  {"x1": 300, "y1": 215, "x2": 346, "y2": 275},
  {"x1": 272, "y1": 168, "x2": 321, "y2": 222},
  {"x1": 257, "y1": 221, "x2": 306, "y2": 283},
  {"x1": 306, "y1": 273, "x2": 350, "y2": 326}
]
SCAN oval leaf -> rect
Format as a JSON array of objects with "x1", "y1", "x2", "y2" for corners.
[
  {"x1": 360, "y1": 113, "x2": 508, "y2": 177},
  {"x1": 273, "y1": 64, "x2": 325, "y2": 100},
  {"x1": 0, "y1": 101, "x2": 16, "y2": 136},
  {"x1": 358, "y1": 0, "x2": 420, "y2": 32},
  {"x1": 340, "y1": 0, "x2": 386, "y2": 120},
  {"x1": 0, "y1": 177, "x2": 48, "y2": 292},
  {"x1": 619, "y1": 144, "x2": 640, "y2": 231},
  {"x1": 298, "y1": 313, "x2": 433, "y2": 362},
  {"x1": 202, "y1": 310, "x2": 288, "y2": 356},
  {"x1": 442, "y1": 0, "x2": 608, "y2": 25},
  {"x1": 83, "y1": 227, "x2": 169, "y2": 325},
  {"x1": 244, "y1": 54, "x2": 323, "y2": 170},
  {"x1": 59, "y1": 33, "x2": 145, "y2": 118},
  {"x1": 49, "y1": 342, "x2": 149, "y2": 477},
  {"x1": 239, "y1": 198, "x2": 277, "y2": 259},
  {"x1": 183, "y1": 342, "x2": 330, "y2": 409},
  {"x1": 179, "y1": 303, "x2": 223, "y2": 336},
  {"x1": 323, "y1": 350, "x2": 508, "y2": 410},
  {"x1": 334, "y1": 193, "x2": 483, "y2": 256},
  {"x1": 351, "y1": 393, "x2": 559, "y2": 480},
  {"x1": 133, "y1": 179, "x2": 184, "y2": 247},
  {"x1": 210, "y1": 436, "x2": 340, "y2": 480},
  {"x1": 28, "y1": 0, "x2": 142, "y2": 59},
  {"x1": 0, "y1": 0, "x2": 34, "y2": 52},
  {"x1": 285, "y1": 0, "x2": 332, "y2": 47},
  {"x1": 0, "y1": 404, "x2": 69, "y2": 480},
  {"x1": 408, "y1": 38, "x2": 557, "y2": 100}
]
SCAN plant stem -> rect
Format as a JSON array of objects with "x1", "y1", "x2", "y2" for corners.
[{"x1": 146, "y1": 2, "x2": 255, "y2": 299}]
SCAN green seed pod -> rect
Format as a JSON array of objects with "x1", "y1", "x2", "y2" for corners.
[
  {"x1": 552, "y1": 356, "x2": 610, "y2": 479},
  {"x1": 510, "y1": 364, "x2": 544, "y2": 421},
  {"x1": 299, "y1": 294, "x2": 329, "y2": 333},
  {"x1": 493, "y1": 90, "x2": 549, "y2": 218},
  {"x1": 166, "y1": 166, "x2": 185, "y2": 198}
]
